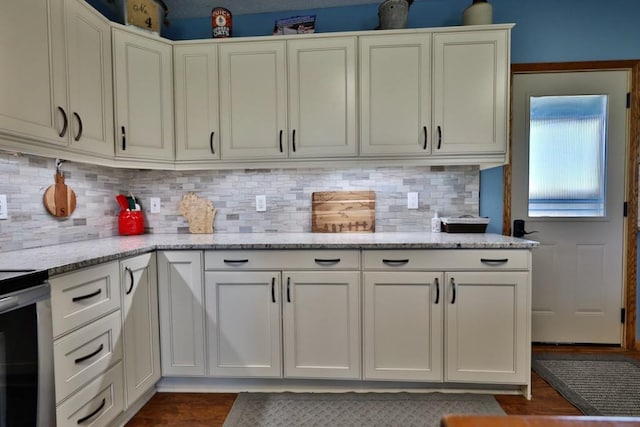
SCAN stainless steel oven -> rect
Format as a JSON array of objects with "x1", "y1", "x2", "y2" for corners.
[{"x1": 0, "y1": 270, "x2": 55, "y2": 427}]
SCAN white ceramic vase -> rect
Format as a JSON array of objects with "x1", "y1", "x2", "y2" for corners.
[{"x1": 462, "y1": 0, "x2": 493, "y2": 25}]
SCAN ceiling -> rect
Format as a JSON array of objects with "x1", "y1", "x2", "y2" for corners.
[{"x1": 160, "y1": 0, "x2": 390, "y2": 19}]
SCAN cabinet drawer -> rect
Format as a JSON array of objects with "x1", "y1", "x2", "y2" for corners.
[
  {"x1": 363, "y1": 249, "x2": 530, "y2": 270},
  {"x1": 50, "y1": 262, "x2": 121, "y2": 337},
  {"x1": 56, "y1": 361, "x2": 124, "y2": 427},
  {"x1": 205, "y1": 250, "x2": 360, "y2": 270},
  {"x1": 54, "y1": 311, "x2": 123, "y2": 403}
]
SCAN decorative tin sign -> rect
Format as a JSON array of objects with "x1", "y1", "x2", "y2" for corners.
[
  {"x1": 126, "y1": 0, "x2": 161, "y2": 33},
  {"x1": 212, "y1": 7, "x2": 232, "y2": 38}
]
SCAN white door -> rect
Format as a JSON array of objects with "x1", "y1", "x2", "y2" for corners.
[{"x1": 512, "y1": 70, "x2": 629, "y2": 344}]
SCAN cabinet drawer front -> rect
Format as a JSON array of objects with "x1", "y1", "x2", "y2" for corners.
[
  {"x1": 54, "y1": 311, "x2": 123, "y2": 403},
  {"x1": 205, "y1": 250, "x2": 360, "y2": 270},
  {"x1": 50, "y1": 262, "x2": 121, "y2": 337},
  {"x1": 363, "y1": 250, "x2": 529, "y2": 270},
  {"x1": 56, "y1": 361, "x2": 124, "y2": 427}
]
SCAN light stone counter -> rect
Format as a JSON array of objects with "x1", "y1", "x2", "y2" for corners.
[{"x1": 0, "y1": 232, "x2": 538, "y2": 278}]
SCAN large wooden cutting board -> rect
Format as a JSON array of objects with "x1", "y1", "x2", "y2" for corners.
[{"x1": 312, "y1": 191, "x2": 375, "y2": 233}]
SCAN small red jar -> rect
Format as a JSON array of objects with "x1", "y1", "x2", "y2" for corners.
[{"x1": 118, "y1": 210, "x2": 144, "y2": 235}]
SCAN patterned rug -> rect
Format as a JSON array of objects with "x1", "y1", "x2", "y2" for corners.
[
  {"x1": 532, "y1": 353, "x2": 640, "y2": 416},
  {"x1": 222, "y1": 392, "x2": 505, "y2": 427}
]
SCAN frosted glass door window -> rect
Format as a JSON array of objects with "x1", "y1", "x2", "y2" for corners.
[{"x1": 528, "y1": 95, "x2": 608, "y2": 217}]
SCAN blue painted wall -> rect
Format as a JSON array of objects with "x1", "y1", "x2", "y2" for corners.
[{"x1": 87, "y1": 0, "x2": 640, "y2": 341}]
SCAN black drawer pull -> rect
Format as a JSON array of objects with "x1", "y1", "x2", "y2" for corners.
[
  {"x1": 223, "y1": 259, "x2": 249, "y2": 264},
  {"x1": 77, "y1": 398, "x2": 106, "y2": 424},
  {"x1": 74, "y1": 344, "x2": 104, "y2": 364},
  {"x1": 480, "y1": 258, "x2": 509, "y2": 265},
  {"x1": 72, "y1": 289, "x2": 102, "y2": 302},
  {"x1": 292, "y1": 129, "x2": 296, "y2": 152},
  {"x1": 450, "y1": 277, "x2": 456, "y2": 304},
  {"x1": 210, "y1": 131, "x2": 215, "y2": 154},
  {"x1": 437, "y1": 126, "x2": 442, "y2": 150},
  {"x1": 382, "y1": 259, "x2": 409, "y2": 266},
  {"x1": 271, "y1": 277, "x2": 276, "y2": 303},
  {"x1": 58, "y1": 106, "x2": 68, "y2": 137},
  {"x1": 423, "y1": 126, "x2": 428, "y2": 150},
  {"x1": 279, "y1": 130, "x2": 283, "y2": 153},
  {"x1": 73, "y1": 112, "x2": 83, "y2": 141},
  {"x1": 434, "y1": 277, "x2": 440, "y2": 305},
  {"x1": 121, "y1": 126, "x2": 126, "y2": 150},
  {"x1": 314, "y1": 258, "x2": 340, "y2": 265},
  {"x1": 287, "y1": 277, "x2": 291, "y2": 303},
  {"x1": 125, "y1": 267, "x2": 134, "y2": 295}
]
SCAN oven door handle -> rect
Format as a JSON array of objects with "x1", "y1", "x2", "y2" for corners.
[{"x1": 0, "y1": 296, "x2": 19, "y2": 313}]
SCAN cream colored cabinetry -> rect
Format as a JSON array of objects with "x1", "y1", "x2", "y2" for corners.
[
  {"x1": 157, "y1": 251, "x2": 206, "y2": 376},
  {"x1": 113, "y1": 28, "x2": 174, "y2": 161},
  {"x1": 49, "y1": 262, "x2": 124, "y2": 426},
  {"x1": 204, "y1": 250, "x2": 361, "y2": 379},
  {"x1": 0, "y1": 0, "x2": 113, "y2": 157},
  {"x1": 362, "y1": 250, "x2": 531, "y2": 394},
  {"x1": 218, "y1": 37, "x2": 357, "y2": 160},
  {"x1": 432, "y1": 30, "x2": 509, "y2": 155},
  {"x1": 173, "y1": 44, "x2": 220, "y2": 161},
  {"x1": 359, "y1": 33, "x2": 431, "y2": 156},
  {"x1": 120, "y1": 253, "x2": 161, "y2": 408}
]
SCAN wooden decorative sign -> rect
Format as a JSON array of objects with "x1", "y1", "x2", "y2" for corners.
[
  {"x1": 312, "y1": 191, "x2": 375, "y2": 233},
  {"x1": 126, "y1": 0, "x2": 160, "y2": 33}
]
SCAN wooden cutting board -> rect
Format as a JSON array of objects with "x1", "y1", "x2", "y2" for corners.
[
  {"x1": 43, "y1": 171, "x2": 76, "y2": 218},
  {"x1": 312, "y1": 191, "x2": 375, "y2": 233}
]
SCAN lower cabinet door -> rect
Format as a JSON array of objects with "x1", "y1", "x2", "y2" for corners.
[
  {"x1": 445, "y1": 271, "x2": 529, "y2": 384},
  {"x1": 56, "y1": 361, "x2": 124, "y2": 427},
  {"x1": 363, "y1": 272, "x2": 443, "y2": 382},
  {"x1": 205, "y1": 271, "x2": 282, "y2": 377},
  {"x1": 282, "y1": 271, "x2": 361, "y2": 379}
]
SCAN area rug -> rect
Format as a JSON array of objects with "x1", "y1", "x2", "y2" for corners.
[
  {"x1": 222, "y1": 392, "x2": 505, "y2": 427},
  {"x1": 532, "y1": 353, "x2": 640, "y2": 416}
]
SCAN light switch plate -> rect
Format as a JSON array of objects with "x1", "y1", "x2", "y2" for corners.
[
  {"x1": 0, "y1": 194, "x2": 7, "y2": 220},
  {"x1": 407, "y1": 192, "x2": 419, "y2": 210},
  {"x1": 256, "y1": 195, "x2": 267, "y2": 212},
  {"x1": 150, "y1": 197, "x2": 161, "y2": 213}
]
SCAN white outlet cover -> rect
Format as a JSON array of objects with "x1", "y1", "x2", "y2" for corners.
[
  {"x1": 0, "y1": 194, "x2": 7, "y2": 220},
  {"x1": 150, "y1": 197, "x2": 161, "y2": 213},
  {"x1": 256, "y1": 195, "x2": 267, "y2": 212},
  {"x1": 407, "y1": 192, "x2": 419, "y2": 210}
]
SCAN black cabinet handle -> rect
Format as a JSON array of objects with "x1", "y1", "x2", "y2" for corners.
[
  {"x1": 73, "y1": 112, "x2": 83, "y2": 141},
  {"x1": 72, "y1": 288, "x2": 102, "y2": 303},
  {"x1": 223, "y1": 259, "x2": 249, "y2": 264},
  {"x1": 74, "y1": 344, "x2": 104, "y2": 364},
  {"x1": 279, "y1": 130, "x2": 283, "y2": 153},
  {"x1": 314, "y1": 258, "x2": 340, "y2": 265},
  {"x1": 480, "y1": 258, "x2": 509, "y2": 265},
  {"x1": 287, "y1": 277, "x2": 291, "y2": 303},
  {"x1": 58, "y1": 107, "x2": 68, "y2": 137},
  {"x1": 450, "y1": 277, "x2": 456, "y2": 304},
  {"x1": 125, "y1": 267, "x2": 134, "y2": 295},
  {"x1": 423, "y1": 126, "x2": 428, "y2": 150},
  {"x1": 437, "y1": 126, "x2": 442, "y2": 150},
  {"x1": 121, "y1": 126, "x2": 126, "y2": 150},
  {"x1": 209, "y1": 131, "x2": 215, "y2": 154},
  {"x1": 382, "y1": 259, "x2": 409, "y2": 266},
  {"x1": 77, "y1": 398, "x2": 106, "y2": 424},
  {"x1": 434, "y1": 277, "x2": 440, "y2": 305},
  {"x1": 271, "y1": 277, "x2": 276, "y2": 303},
  {"x1": 292, "y1": 129, "x2": 296, "y2": 152}
]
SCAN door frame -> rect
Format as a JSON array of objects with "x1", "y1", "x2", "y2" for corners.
[{"x1": 503, "y1": 60, "x2": 640, "y2": 350}]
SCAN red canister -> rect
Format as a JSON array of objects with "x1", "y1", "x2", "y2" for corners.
[
  {"x1": 118, "y1": 210, "x2": 145, "y2": 235},
  {"x1": 211, "y1": 7, "x2": 232, "y2": 38}
]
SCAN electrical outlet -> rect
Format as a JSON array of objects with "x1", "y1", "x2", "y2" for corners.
[
  {"x1": 0, "y1": 194, "x2": 7, "y2": 220},
  {"x1": 150, "y1": 197, "x2": 161, "y2": 213},
  {"x1": 256, "y1": 195, "x2": 267, "y2": 212},
  {"x1": 407, "y1": 192, "x2": 419, "y2": 210}
]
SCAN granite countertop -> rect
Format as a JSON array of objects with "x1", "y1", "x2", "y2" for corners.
[{"x1": 0, "y1": 232, "x2": 538, "y2": 278}]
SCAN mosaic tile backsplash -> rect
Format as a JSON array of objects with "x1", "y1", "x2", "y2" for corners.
[{"x1": 0, "y1": 152, "x2": 479, "y2": 252}]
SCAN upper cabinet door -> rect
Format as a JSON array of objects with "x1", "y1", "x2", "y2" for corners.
[
  {"x1": 287, "y1": 37, "x2": 358, "y2": 158},
  {"x1": 218, "y1": 41, "x2": 288, "y2": 160},
  {"x1": 0, "y1": 0, "x2": 67, "y2": 145},
  {"x1": 432, "y1": 30, "x2": 509, "y2": 155},
  {"x1": 65, "y1": 0, "x2": 114, "y2": 157},
  {"x1": 113, "y1": 28, "x2": 174, "y2": 161},
  {"x1": 174, "y1": 44, "x2": 220, "y2": 161},
  {"x1": 359, "y1": 34, "x2": 431, "y2": 156}
]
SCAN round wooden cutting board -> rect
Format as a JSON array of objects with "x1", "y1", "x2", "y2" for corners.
[{"x1": 43, "y1": 172, "x2": 76, "y2": 218}]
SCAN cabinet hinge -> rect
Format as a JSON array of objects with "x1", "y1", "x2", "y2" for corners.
[
  {"x1": 621, "y1": 308, "x2": 626, "y2": 323},
  {"x1": 627, "y1": 92, "x2": 631, "y2": 109},
  {"x1": 623, "y1": 201, "x2": 628, "y2": 217}
]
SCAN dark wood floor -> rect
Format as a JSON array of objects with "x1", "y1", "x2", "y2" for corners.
[{"x1": 126, "y1": 346, "x2": 639, "y2": 426}]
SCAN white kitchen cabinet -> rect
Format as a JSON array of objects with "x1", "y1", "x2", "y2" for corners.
[
  {"x1": 205, "y1": 271, "x2": 283, "y2": 377},
  {"x1": 444, "y1": 271, "x2": 529, "y2": 384},
  {"x1": 120, "y1": 252, "x2": 161, "y2": 408},
  {"x1": 113, "y1": 28, "x2": 174, "y2": 161},
  {"x1": 432, "y1": 30, "x2": 509, "y2": 155},
  {"x1": 157, "y1": 251, "x2": 206, "y2": 376},
  {"x1": 359, "y1": 33, "x2": 432, "y2": 156},
  {"x1": 218, "y1": 37, "x2": 357, "y2": 160},
  {"x1": 362, "y1": 271, "x2": 443, "y2": 382},
  {"x1": 174, "y1": 44, "x2": 220, "y2": 161},
  {"x1": 282, "y1": 271, "x2": 361, "y2": 379},
  {"x1": 0, "y1": 0, "x2": 113, "y2": 157}
]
